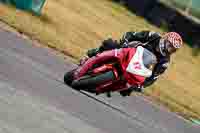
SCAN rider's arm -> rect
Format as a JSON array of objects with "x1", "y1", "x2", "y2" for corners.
[
  {"x1": 120, "y1": 31, "x2": 161, "y2": 46},
  {"x1": 143, "y1": 58, "x2": 170, "y2": 88},
  {"x1": 87, "y1": 38, "x2": 119, "y2": 57},
  {"x1": 143, "y1": 75, "x2": 158, "y2": 88}
]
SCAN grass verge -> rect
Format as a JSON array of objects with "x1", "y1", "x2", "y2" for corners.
[{"x1": 0, "y1": 0, "x2": 200, "y2": 119}]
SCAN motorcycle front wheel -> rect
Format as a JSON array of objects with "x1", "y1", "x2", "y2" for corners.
[
  {"x1": 71, "y1": 71, "x2": 115, "y2": 92},
  {"x1": 64, "y1": 69, "x2": 75, "y2": 85}
]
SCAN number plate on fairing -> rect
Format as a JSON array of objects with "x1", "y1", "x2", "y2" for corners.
[{"x1": 126, "y1": 46, "x2": 157, "y2": 77}]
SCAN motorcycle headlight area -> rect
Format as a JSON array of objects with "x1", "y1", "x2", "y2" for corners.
[{"x1": 126, "y1": 46, "x2": 157, "y2": 77}]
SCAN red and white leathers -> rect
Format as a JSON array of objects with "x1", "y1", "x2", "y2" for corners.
[{"x1": 73, "y1": 48, "x2": 146, "y2": 91}]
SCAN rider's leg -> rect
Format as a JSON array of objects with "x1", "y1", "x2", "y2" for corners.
[
  {"x1": 87, "y1": 48, "x2": 100, "y2": 57},
  {"x1": 87, "y1": 38, "x2": 119, "y2": 57}
]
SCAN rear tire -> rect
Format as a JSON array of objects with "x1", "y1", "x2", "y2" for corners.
[{"x1": 71, "y1": 71, "x2": 115, "y2": 92}]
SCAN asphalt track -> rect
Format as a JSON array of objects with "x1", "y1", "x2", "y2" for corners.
[{"x1": 0, "y1": 28, "x2": 199, "y2": 133}]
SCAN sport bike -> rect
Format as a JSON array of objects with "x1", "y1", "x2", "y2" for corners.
[{"x1": 64, "y1": 45, "x2": 157, "y2": 96}]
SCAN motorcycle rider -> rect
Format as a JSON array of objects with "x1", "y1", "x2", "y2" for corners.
[{"x1": 86, "y1": 31, "x2": 183, "y2": 96}]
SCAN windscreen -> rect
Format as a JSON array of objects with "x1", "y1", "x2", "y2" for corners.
[{"x1": 142, "y1": 49, "x2": 157, "y2": 71}]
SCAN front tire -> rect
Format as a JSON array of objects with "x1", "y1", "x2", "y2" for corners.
[
  {"x1": 71, "y1": 71, "x2": 115, "y2": 93},
  {"x1": 64, "y1": 69, "x2": 75, "y2": 85}
]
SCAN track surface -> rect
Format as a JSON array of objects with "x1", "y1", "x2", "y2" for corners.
[{"x1": 0, "y1": 28, "x2": 199, "y2": 133}]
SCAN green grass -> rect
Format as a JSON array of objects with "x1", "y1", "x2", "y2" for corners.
[{"x1": 0, "y1": 0, "x2": 200, "y2": 119}]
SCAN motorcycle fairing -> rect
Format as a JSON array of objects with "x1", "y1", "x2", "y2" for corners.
[{"x1": 126, "y1": 46, "x2": 152, "y2": 77}]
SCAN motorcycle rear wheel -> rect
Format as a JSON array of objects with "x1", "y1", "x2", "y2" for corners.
[{"x1": 71, "y1": 71, "x2": 115, "y2": 92}]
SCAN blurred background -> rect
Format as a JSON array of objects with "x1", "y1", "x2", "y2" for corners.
[
  {"x1": 114, "y1": 0, "x2": 200, "y2": 50},
  {"x1": 162, "y1": 0, "x2": 200, "y2": 17}
]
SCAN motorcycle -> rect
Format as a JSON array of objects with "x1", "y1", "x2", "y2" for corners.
[{"x1": 64, "y1": 44, "x2": 157, "y2": 96}]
